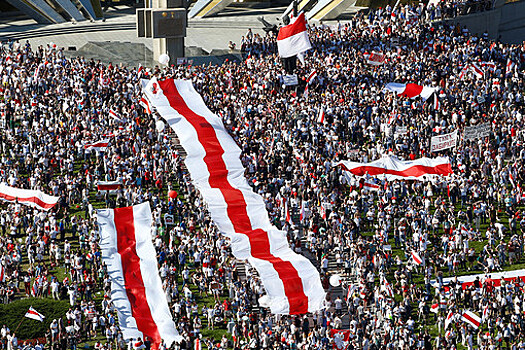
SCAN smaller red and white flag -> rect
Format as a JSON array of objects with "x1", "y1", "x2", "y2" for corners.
[
  {"x1": 317, "y1": 106, "x2": 325, "y2": 124},
  {"x1": 459, "y1": 65, "x2": 469, "y2": 79},
  {"x1": 469, "y1": 63, "x2": 484, "y2": 78},
  {"x1": 299, "y1": 201, "x2": 305, "y2": 222},
  {"x1": 84, "y1": 139, "x2": 110, "y2": 152},
  {"x1": 25, "y1": 307, "x2": 45, "y2": 322},
  {"x1": 363, "y1": 180, "x2": 380, "y2": 191},
  {"x1": 433, "y1": 93, "x2": 440, "y2": 110},
  {"x1": 364, "y1": 51, "x2": 386, "y2": 65},
  {"x1": 140, "y1": 97, "x2": 152, "y2": 115},
  {"x1": 510, "y1": 172, "x2": 516, "y2": 188},
  {"x1": 320, "y1": 202, "x2": 327, "y2": 220},
  {"x1": 445, "y1": 311, "x2": 455, "y2": 329},
  {"x1": 284, "y1": 198, "x2": 292, "y2": 224},
  {"x1": 430, "y1": 303, "x2": 439, "y2": 314},
  {"x1": 304, "y1": 70, "x2": 318, "y2": 96},
  {"x1": 506, "y1": 58, "x2": 516, "y2": 76},
  {"x1": 330, "y1": 329, "x2": 351, "y2": 350},
  {"x1": 411, "y1": 251, "x2": 423, "y2": 265},
  {"x1": 462, "y1": 310, "x2": 481, "y2": 329},
  {"x1": 482, "y1": 304, "x2": 489, "y2": 321},
  {"x1": 0, "y1": 265, "x2": 5, "y2": 282},
  {"x1": 306, "y1": 69, "x2": 318, "y2": 84},
  {"x1": 97, "y1": 181, "x2": 123, "y2": 192},
  {"x1": 387, "y1": 110, "x2": 397, "y2": 125},
  {"x1": 481, "y1": 61, "x2": 496, "y2": 71},
  {"x1": 489, "y1": 42, "x2": 496, "y2": 50},
  {"x1": 492, "y1": 79, "x2": 501, "y2": 92},
  {"x1": 277, "y1": 13, "x2": 312, "y2": 58},
  {"x1": 382, "y1": 278, "x2": 394, "y2": 297},
  {"x1": 109, "y1": 109, "x2": 122, "y2": 122}
]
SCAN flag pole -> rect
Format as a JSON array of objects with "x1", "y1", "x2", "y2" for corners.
[{"x1": 13, "y1": 316, "x2": 25, "y2": 334}]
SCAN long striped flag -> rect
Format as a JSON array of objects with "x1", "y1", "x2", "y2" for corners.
[
  {"x1": 143, "y1": 78, "x2": 325, "y2": 315},
  {"x1": 0, "y1": 184, "x2": 58, "y2": 211},
  {"x1": 97, "y1": 202, "x2": 181, "y2": 349},
  {"x1": 336, "y1": 156, "x2": 452, "y2": 181}
]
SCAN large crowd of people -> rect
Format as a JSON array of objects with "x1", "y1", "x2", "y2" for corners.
[{"x1": 0, "y1": 1, "x2": 524, "y2": 350}]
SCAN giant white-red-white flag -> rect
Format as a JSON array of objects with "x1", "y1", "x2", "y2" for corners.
[
  {"x1": 277, "y1": 13, "x2": 312, "y2": 58},
  {"x1": 0, "y1": 184, "x2": 59, "y2": 211},
  {"x1": 143, "y1": 78, "x2": 325, "y2": 315},
  {"x1": 384, "y1": 83, "x2": 437, "y2": 100},
  {"x1": 97, "y1": 203, "x2": 181, "y2": 349},
  {"x1": 336, "y1": 156, "x2": 452, "y2": 181}
]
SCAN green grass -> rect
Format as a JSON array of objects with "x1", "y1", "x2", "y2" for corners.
[{"x1": 0, "y1": 298, "x2": 70, "y2": 340}]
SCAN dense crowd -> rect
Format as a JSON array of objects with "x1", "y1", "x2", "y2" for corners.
[{"x1": 0, "y1": 2, "x2": 525, "y2": 350}]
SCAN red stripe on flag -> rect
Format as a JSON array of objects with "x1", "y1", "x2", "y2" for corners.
[
  {"x1": 158, "y1": 79, "x2": 309, "y2": 314},
  {"x1": 98, "y1": 184, "x2": 122, "y2": 191},
  {"x1": 463, "y1": 313, "x2": 480, "y2": 328},
  {"x1": 402, "y1": 84, "x2": 424, "y2": 98},
  {"x1": 277, "y1": 13, "x2": 307, "y2": 40},
  {"x1": 114, "y1": 207, "x2": 162, "y2": 345},
  {"x1": 85, "y1": 142, "x2": 108, "y2": 149}
]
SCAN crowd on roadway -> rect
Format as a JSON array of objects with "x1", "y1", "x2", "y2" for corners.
[{"x1": 1, "y1": 1, "x2": 525, "y2": 349}]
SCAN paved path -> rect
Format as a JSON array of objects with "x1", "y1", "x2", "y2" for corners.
[
  {"x1": 0, "y1": 6, "x2": 275, "y2": 53},
  {"x1": 0, "y1": 4, "x2": 364, "y2": 55}
]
